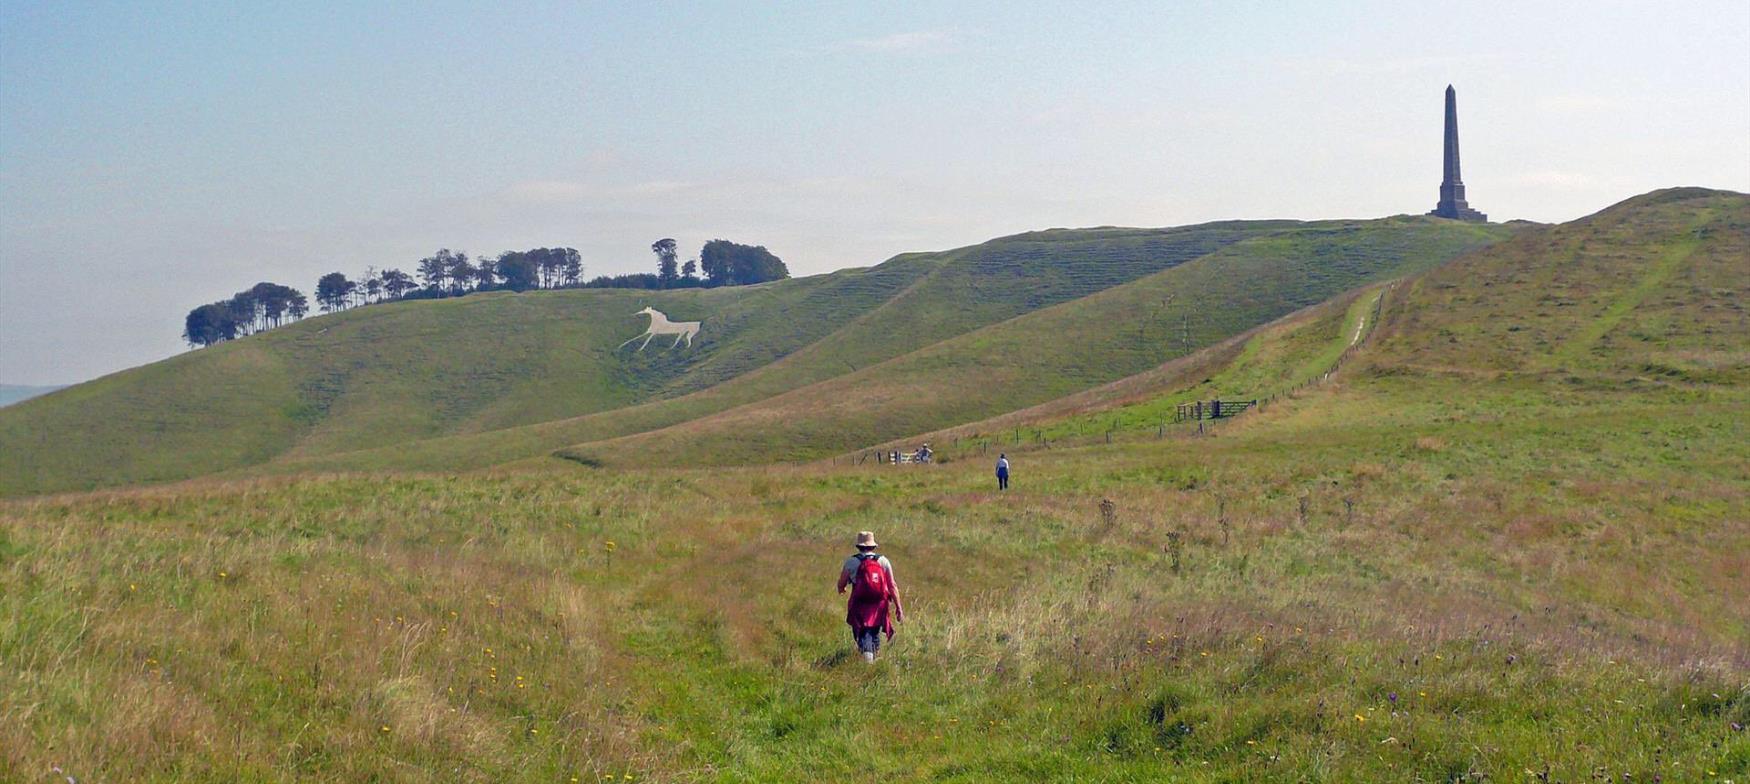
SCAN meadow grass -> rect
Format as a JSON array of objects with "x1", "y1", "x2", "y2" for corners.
[{"x1": 3, "y1": 364, "x2": 1745, "y2": 781}]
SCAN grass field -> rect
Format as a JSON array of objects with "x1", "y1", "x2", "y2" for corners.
[
  {"x1": 3, "y1": 371, "x2": 1744, "y2": 781},
  {"x1": 1, "y1": 189, "x2": 1745, "y2": 781}
]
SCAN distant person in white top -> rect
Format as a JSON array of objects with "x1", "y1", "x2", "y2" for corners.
[{"x1": 996, "y1": 454, "x2": 1010, "y2": 490}]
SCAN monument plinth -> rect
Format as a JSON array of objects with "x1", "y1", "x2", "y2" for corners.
[{"x1": 1428, "y1": 85, "x2": 1488, "y2": 222}]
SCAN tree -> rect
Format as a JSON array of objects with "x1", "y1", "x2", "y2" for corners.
[
  {"x1": 496, "y1": 251, "x2": 538, "y2": 291},
  {"x1": 316, "y1": 272, "x2": 355, "y2": 312},
  {"x1": 364, "y1": 272, "x2": 383, "y2": 304},
  {"x1": 227, "y1": 289, "x2": 260, "y2": 335},
  {"x1": 243, "y1": 282, "x2": 302, "y2": 328},
  {"x1": 380, "y1": 268, "x2": 416, "y2": 300},
  {"x1": 681, "y1": 259, "x2": 699, "y2": 282},
  {"x1": 474, "y1": 256, "x2": 499, "y2": 290},
  {"x1": 448, "y1": 252, "x2": 475, "y2": 295},
  {"x1": 417, "y1": 250, "x2": 451, "y2": 292},
  {"x1": 651, "y1": 238, "x2": 679, "y2": 288},
  {"x1": 561, "y1": 249, "x2": 583, "y2": 287},
  {"x1": 534, "y1": 247, "x2": 563, "y2": 289},
  {"x1": 699, "y1": 240, "x2": 789, "y2": 286},
  {"x1": 183, "y1": 303, "x2": 234, "y2": 347}
]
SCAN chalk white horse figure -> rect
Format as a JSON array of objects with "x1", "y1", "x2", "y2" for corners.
[{"x1": 619, "y1": 306, "x2": 701, "y2": 351}]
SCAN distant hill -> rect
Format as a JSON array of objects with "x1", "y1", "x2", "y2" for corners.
[
  {"x1": 1372, "y1": 186, "x2": 1748, "y2": 384},
  {"x1": 0, "y1": 385, "x2": 65, "y2": 408},
  {"x1": 884, "y1": 187, "x2": 1749, "y2": 463},
  {"x1": 0, "y1": 216, "x2": 1512, "y2": 496},
  {"x1": 554, "y1": 216, "x2": 1510, "y2": 468}
]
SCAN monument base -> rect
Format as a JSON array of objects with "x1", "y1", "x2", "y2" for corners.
[{"x1": 1428, "y1": 204, "x2": 1488, "y2": 222}]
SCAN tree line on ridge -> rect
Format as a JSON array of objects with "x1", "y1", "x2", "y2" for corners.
[{"x1": 183, "y1": 239, "x2": 789, "y2": 347}]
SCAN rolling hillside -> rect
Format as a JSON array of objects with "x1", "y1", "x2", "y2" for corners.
[
  {"x1": 553, "y1": 217, "x2": 1507, "y2": 467},
  {"x1": 2, "y1": 189, "x2": 1745, "y2": 781},
  {"x1": 0, "y1": 217, "x2": 1507, "y2": 496},
  {"x1": 902, "y1": 187, "x2": 1748, "y2": 463},
  {"x1": 0, "y1": 268, "x2": 908, "y2": 495}
]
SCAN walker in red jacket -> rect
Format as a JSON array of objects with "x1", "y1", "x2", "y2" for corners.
[{"x1": 837, "y1": 530, "x2": 905, "y2": 662}]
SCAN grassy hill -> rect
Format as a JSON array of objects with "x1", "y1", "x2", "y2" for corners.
[
  {"x1": 1, "y1": 189, "x2": 1745, "y2": 782},
  {"x1": 246, "y1": 220, "x2": 1308, "y2": 478},
  {"x1": 878, "y1": 281, "x2": 1390, "y2": 455},
  {"x1": 1, "y1": 216, "x2": 1504, "y2": 496},
  {"x1": 0, "y1": 277, "x2": 919, "y2": 495},
  {"x1": 554, "y1": 217, "x2": 1507, "y2": 467}
]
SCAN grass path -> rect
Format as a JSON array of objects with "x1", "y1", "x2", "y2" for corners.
[
  {"x1": 1551, "y1": 230, "x2": 1701, "y2": 368},
  {"x1": 905, "y1": 283, "x2": 1391, "y2": 456}
]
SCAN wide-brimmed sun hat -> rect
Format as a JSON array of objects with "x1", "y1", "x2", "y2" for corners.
[{"x1": 855, "y1": 531, "x2": 879, "y2": 549}]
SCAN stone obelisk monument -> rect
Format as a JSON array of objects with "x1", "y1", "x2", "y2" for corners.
[{"x1": 1428, "y1": 85, "x2": 1487, "y2": 221}]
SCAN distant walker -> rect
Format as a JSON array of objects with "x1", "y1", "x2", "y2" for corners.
[{"x1": 619, "y1": 307, "x2": 701, "y2": 351}]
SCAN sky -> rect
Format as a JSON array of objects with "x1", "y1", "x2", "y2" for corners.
[{"x1": 2, "y1": 1, "x2": 1747, "y2": 386}]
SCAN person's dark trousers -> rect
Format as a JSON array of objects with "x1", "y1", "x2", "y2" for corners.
[
  {"x1": 853, "y1": 627, "x2": 881, "y2": 655},
  {"x1": 997, "y1": 470, "x2": 1009, "y2": 490}
]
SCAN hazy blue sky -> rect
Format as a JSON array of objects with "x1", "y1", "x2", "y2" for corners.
[{"x1": 3, "y1": 1, "x2": 1747, "y2": 385}]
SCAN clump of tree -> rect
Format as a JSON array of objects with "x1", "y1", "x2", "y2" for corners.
[
  {"x1": 315, "y1": 272, "x2": 357, "y2": 312},
  {"x1": 699, "y1": 240, "x2": 788, "y2": 286},
  {"x1": 644, "y1": 238, "x2": 705, "y2": 289},
  {"x1": 316, "y1": 247, "x2": 585, "y2": 311},
  {"x1": 572, "y1": 239, "x2": 785, "y2": 290},
  {"x1": 183, "y1": 282, "x2": 308, "y2": 347},
  {"x1": 492, "y1": 247, "x2": 583, "y2": 291}
]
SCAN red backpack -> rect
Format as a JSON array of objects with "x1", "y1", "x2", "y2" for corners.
[{"x1": 850, "y1": 554, "x2": 889, "y2": 603}]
